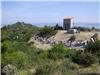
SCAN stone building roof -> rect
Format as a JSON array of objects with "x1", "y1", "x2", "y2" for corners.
[{"x1": 63, "y1": 16, "x2": 74, "y2": 19}]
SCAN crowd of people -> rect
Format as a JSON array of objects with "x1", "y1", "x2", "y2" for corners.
[
  {"x1": 30, "y1": 35, "x2": 92, "y2": 49},
  {"x1": 28, "y1": 33, "x2": 99, "y2": 49}
]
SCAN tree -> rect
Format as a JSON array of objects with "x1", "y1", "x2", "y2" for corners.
[
  {"x1": 54, "y1": 24, "x2": 63, "y2": 30},
  {"x1": 38, "y1": 26, "x2": 57, "y2": 38},
  {"x1": 91, "y1": 26, "x2": 95, "y2": 30}
]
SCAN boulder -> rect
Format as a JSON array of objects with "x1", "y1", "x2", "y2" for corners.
[{"x1": 2, "y1": 64, "x2": 18, "y2": 75}]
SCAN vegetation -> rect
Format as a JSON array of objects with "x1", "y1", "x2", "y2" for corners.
[
  {"x1": 48, "y1": 44, "x2": 68, "y2": 60},
  {"x1": 85, "y1": 40, "x2": 100, "y2": 64},
  {"x1": 72, "y1": 51, "x2": 98, "y2": 66},
  {"x1": 53, "y1": 24, "x2": 63, "y2": 30},
  {"x1": 34, "y1": 59, "x2": 78, "y2": 75},
  {"x1": 2, "y1": 51, "x2": 29, "y2": 69},
  {"x1": 73, "y1": 26, "x2": 100, "y2": 32},
  {"x1": 69, "y1": 35, "x2": 76, "y2": 42},
  {"x1": 37, "y1": 26, "x2": 57, "y2": 38},
  {"x1": 1, "y1": 22, "x2": 100, "y2": 75},
  {"x1": 85, "y1": 40, "x2": 100, "y2": 54},
  {"x1": 1, "y1": 22, "x2": 39, "y2": 69},
  {"x1": 1, "y1": 22, "x2": 39, "y2": 42}
]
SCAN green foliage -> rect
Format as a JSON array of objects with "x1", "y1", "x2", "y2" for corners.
[
  {"x1": 2, "y1": 22, "x2": 100, "y2": 75},
  {"x1": 2, "y1": 51, "x2": 29, "y2": 69},
  {"x1": 57, "y1": 59, "x2": 78, "y2": 75},
  {"x1": 1, "y1": 22, "x2": 39, "y2": 42},
  {"x1": 34, "y1": 59, "x2": 78, "y2": 75},
  {"x1": 48, "y1": 44, "x2": 68, "y2": 60},
  {"x1": 1, "y1": 40, "x2": 33, "y2": 53},
  {"x1": 1, "y1": 40, "x2": 40, "y2": 68},
  {"x1": 67, "y1": 50, "x2": 99, "y2": 67},
  {"x1": 1, "y1": 40, "x2": 11, "y2": 53},
  {"x1": 85, "y1": 40, "x2": 100, "y2": 54},
  {"x1": 38, "y1": 26, "x2": 57, "y2": 38},
  {"x1": 96, "y1": 53, "x2": 100, "y2": 64},
  {"x1": 85, "y1": 41, "x2": 100, "y2": 64},
  {"x1": 69, "y1": 35, "x2": 76, "y2": 41},
  {"x1": 73, "y1": 27, "x2": 92, "y2": 31},
  {"x1": 1, "y1": 40, "x2": 29, "y2": 53},
  {"x1": 34, "y1": 61, "x2": 55, "y2": 75},
  {"x1": 53, "y1": 24, "x2": 63, "y2": 30}
]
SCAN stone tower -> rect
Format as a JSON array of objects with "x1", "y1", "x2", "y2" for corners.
[{"x1": 63, "y1": 17, "x2": 74, "y2": 30}]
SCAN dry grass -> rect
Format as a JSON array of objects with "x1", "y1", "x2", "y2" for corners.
[
  {"x1": 79, "y1": 64, "x2": 100, "y2": 75},
  {"x1": 33, "y1": 40, "x2": 51, "y2": 50},
  {"x1": 51, "y1": 30, "x2": 100, "y2": 41}
]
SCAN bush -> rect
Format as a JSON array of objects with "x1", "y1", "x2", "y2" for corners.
[
  {"x1": 85, "y1": 40, "x2": 100, "y2": 54},
  {"x1": 34, "y1": 59, "x2": 78, "y2": 75},
  {"x1": 53, "y1": 24, "x2": 63, "y2": 30},
  {"x1": 38, "y1": 26, "x2": 57, "y2": 38},
  {"x1": 48, "y1": 44, "x2": 68, "y2": 60},
  {"x1": 73, "y1": 27, "x2": 91, "y2": 31},
  {"x1": 34, "y1": 62, "x2": 55, "y2": 75},
  {"x1": 85, "y1": 40, "x2": 100, "y2": 65},
  {"x1": 58, "y1": 59, "x2": 78, "y2": 75},
  {"x1": 2, "y1": 51, "x2": 30, "y2": 69},
  {"x1": 68, "y1": 50, "x2": 99, "y2": 66},
  {"x1": 1, "y1": 40, "x2": 29, "y2": 53},
  {"x1": 1, "y1": 40, "x2": 39, "y2": 61},
  {"x1": 96, "y1": 53, "x2": 100, "y2": 64},
  {"x1": 69, "y1": 35, "x2": 76, "y2": 42}
]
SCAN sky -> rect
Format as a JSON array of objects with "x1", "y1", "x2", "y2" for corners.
[{"x1": 1, "y1": 1, "x2": 100, "y2": 25}]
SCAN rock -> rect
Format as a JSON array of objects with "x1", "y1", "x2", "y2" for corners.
[{"x1": 2, "y1": 64, "x2": 18, "y2": 75}]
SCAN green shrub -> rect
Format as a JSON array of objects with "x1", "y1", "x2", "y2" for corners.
[
  {"x1": 69, "y1": 50, "x2": 99, "y2": 66},
  {"x1": 1, "y1": 40, "x2": 39, "y2": 62},
  {"x1": 34, "y1": 63, "x2": 54, "y2": 75},
  {"x1": 1, "y1": 40, "x2": 29, "y2": 53},
  {"x1": 38, "y1": 26, "x2": 57, "y2": 38},
  {"x1": 48, "y1": 44, "x2": 68, "y2": 60},
  {"x1": 96, "y1": 53, "x2": 100, "y2": 64},
  {"x1": 85, "y1": 40, "x2": 100, "y2": 54},
  {"x1": 85, "y1": 41, "x2": 100, "y2": 64},
  {"x1": 34, "y1": 59, "x2": 78, "y2": 75},
  {"x1": 69, "y1": 35, "x2": 76, "y2": 42},
  {"x1": 2, "y1": 51, "x2": 30, "y2": 69},
  {"x1": 58, "y1": 59, "x2": 78, "y2": 75}
]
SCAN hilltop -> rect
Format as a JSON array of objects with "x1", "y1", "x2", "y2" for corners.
[
  {"x1": 51, "y1": 30, "x2": 100, "y2": 41},
  {"x1": 32, "y1": 30, "x2": 100, "y2": 50}
]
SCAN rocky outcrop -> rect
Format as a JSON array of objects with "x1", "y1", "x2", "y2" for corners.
[{"x1": 2, "y1": 64, "x2": 18, "y2": 75}]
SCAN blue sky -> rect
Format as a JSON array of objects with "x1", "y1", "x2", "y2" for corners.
[{"x1": 1, "y1": 1, "x2": 100, "y2": 25}]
